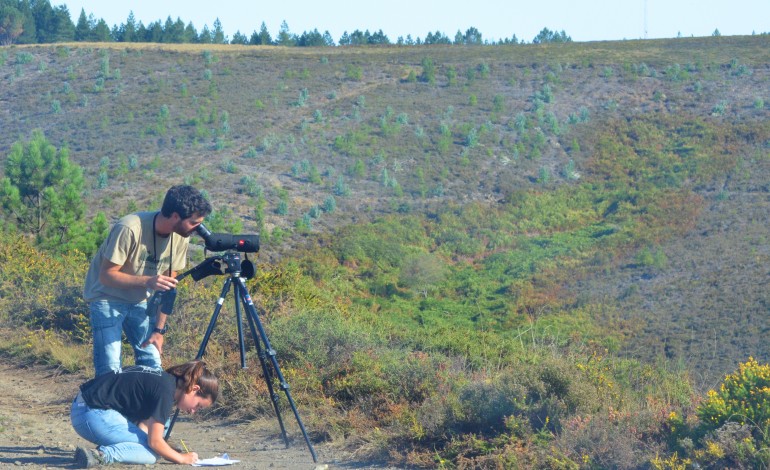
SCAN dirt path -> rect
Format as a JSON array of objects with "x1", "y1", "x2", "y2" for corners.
[{"x1": 0, "y1": 361, "x2": 403, "y2": 469}]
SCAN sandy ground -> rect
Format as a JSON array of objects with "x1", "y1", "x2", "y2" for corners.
[{"x1": 0, "y1": 361, "x2": 403, "y2": 469}]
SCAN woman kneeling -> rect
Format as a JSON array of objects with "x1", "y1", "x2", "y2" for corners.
[{"x1": 70, "y1": 360, "x2": 218, "y2": 467}]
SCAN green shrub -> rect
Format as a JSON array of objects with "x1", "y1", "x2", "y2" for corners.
[
  {"x1": 322, "y1": 196, "x2": 336, "y2": 213},
  {"x1": 0, "y1": 235, "x2": 89, "y2": 338},
  {"x1": 445, "y1": 66, "x2": 457, "y2": 86},
  {"x1": 294, "y1": 88, "x2": 309, "y2": 107},
  {"x1": 276, "y1": 199, "x2": 288, "y2": 215},
  {"x1": 419, "y1": 57, "x2": 435, "y2": 84},
  {"x1": 15, "y1": 52, "x2": 33, "y2": 64},
  {"x1": 493, "y1": 95, "x2": 504, "y2": 113},
  {"x1": 464, "y1": 127, "x2": 478, "y2": 147},
  {"x1": 634, "y1": 246, "x2": 668, "y2": 269},
  {"x1": 477, "y1": 62, "x2": 490, "y2": 78},
  {"x1": 93, "y1": 77, "x2": 105, "y2": 92},
  {"x1": 99, "y1": 54, "x2": 110, "y2": 78},
  {"x1": 334, "y1": 175, "x2": 351, "y2": 196},
  {"x1": 711, "y1": 100, "x2": 727, "y2": 116},
  {"x1": 345, "y1": 64, "x2": 363, "y2": 81},
  {"x1": 239, "y1": 175, "x2": 262, "y2": 197}
]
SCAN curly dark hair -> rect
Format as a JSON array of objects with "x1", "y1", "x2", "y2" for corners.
[{"x1": 160, "y1": 185, "x2": 212, "y2": 219}]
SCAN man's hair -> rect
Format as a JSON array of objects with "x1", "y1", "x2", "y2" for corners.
[
  {"x1": 161, "y1": 185, "x2": 212, "y2": 219},
  {"x1": 166, "y1": 360, "x2": 219, "y2": 402}
]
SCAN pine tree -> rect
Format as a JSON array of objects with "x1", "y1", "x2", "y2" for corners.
[
  {"x1": 49, "y1": 4, "x2": 74, "y2": 42},
  {"x1": 120, "y1": 11, "x2": 137, "y2": 42},
  {"x1": 0, "y1": 130, "x2": 91, "y2": 253},
  {"x1": 15, "y1": 0, "x2": 36, "y2": 44},
  {"x1": 183, "y1": 22, "x2": 198, "y2": 43},
  {"x1": 212, "y1": 18, "x2": 225, "y2": 43},
  {"x1": 231, "y1": 30, "x2": 247, "y2": 44},
  {"x1": 199, "y1": 24, "x2": 212, "y2": 44},
  {"x1": 277, "y1": 20, "x2": 294, "y2": 46},
  {"x1": 74, "y1": 8, "x2": 89, "y2": 41},
  {"x1": 92, "y1": 18, "x2": 111, "y2": 42},
  {"x1": 0, "y1": 5, "x2": 24, "y2": 45},
  {"x1": 255, "y1": 22, "x2": 272, "y2": 45}
]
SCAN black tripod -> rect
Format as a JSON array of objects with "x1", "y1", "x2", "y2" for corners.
[{"x1": 161, "y1": 252, "x2": 317, "y2": 463}]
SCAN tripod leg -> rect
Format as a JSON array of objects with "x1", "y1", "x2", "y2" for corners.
[
  {"x1": 234, "y1": 278, "x2": 318, "y2": 463},
  {"x1": 234, "y1": 288, "x2": 247, "y2": 369},
  {"x1": 241, "y1": 288, "x2": 290, "y2": 448},
  {"x1": 165, "y1": 277, "x2": 233, "y2": 440}
]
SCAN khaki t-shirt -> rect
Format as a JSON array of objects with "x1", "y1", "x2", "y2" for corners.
[{"x1": 83, "y1": 211, "x2": 189, "y2": 303}]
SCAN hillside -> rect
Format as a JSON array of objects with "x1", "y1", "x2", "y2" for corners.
[{"x1": 1, "y1": 35, "x2": 770, "y2": 392}]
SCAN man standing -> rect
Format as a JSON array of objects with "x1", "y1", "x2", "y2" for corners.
[{"x1": 84, "y1": 185, "x2": 212, "y2": 375}]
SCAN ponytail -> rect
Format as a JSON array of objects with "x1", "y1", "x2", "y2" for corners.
[{"x1": 166, "y1": 360, "x2": 219, "y2": 402}]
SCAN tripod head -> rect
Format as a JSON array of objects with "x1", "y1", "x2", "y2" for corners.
[
  {"x1": 148, "y1": 253, "x2": 255, "y2": 316},
  {"x1": 203, "y1": 251, "x2": 255, "y2": 280},
  {"x1": 169, "y1": 252, "x2": 256, "y2": 283}
]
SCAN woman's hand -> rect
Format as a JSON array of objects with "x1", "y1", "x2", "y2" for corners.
[
  {"x1": 180, "y1": 451, "x2": 199, "y2": 465},
  {"x1": 146, "y1": 418, "x2": 196, "y2": 464}
]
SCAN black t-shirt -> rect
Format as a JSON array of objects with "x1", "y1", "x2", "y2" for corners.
[{"x1": 80, "y1": 365, "x2": 177, "y2": 424}]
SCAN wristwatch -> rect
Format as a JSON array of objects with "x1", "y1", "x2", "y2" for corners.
[{"x1": 152, "y1": 326, "x2": 167, "y2": 335}]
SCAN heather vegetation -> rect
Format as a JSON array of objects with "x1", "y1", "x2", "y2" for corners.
[{"x1": 1, "y1": 32, "x2": 770, "y2": 468}]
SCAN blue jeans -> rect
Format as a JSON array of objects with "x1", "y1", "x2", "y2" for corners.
[
  {"x1": 70, "y1": 393, "x2": 158, "y2": 464},
  {"x1": 89, "y1": 300, "x2": 161, "y2": 376}
]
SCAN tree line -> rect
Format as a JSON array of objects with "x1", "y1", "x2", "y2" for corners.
[{"x1": 0, "y1": 0, "x2": 571, "y2": 47}]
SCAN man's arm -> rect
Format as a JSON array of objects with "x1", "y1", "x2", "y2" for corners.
[
  {"x1": 142, "y1": 311, "x2": 168, "y2": 354},
  {"x1": 99, "y1": 259, "x2": 178, "y2": 291}
]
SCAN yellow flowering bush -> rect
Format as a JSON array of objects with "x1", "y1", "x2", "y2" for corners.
[
  {"x1": 650, "y1": 452, "x2": 692, "y2": 470},
  {"x1": 697, "y1": 357, "x2": 770, "y2": 436}
]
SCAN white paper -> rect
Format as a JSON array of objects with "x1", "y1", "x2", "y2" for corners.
[{"x1": 192, "y1": 453, "x2": 240, "y2": 466}]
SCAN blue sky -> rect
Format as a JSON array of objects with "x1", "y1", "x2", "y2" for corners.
[{"x1": 60, "y1": 0, "x2": 769, "y2": 43}]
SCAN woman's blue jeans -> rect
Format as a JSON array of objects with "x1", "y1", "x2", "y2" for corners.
[
  {"x1": 70, "y1": 393, "x2": 158, "y2": 465},
  {"x1": 89, "y1": 300, "x2": 161, "y2": 376}
]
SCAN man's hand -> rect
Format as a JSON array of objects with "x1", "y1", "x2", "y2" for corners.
[
  {"x1": 145, "y1": 274, "x2": 178, "y2": 291},
  {"x1": 141, "y1": 332, "x2": 165, "y2": 355}
]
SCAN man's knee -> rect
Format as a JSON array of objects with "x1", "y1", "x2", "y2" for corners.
[{"x1": 93, "y1": 341, "x2": 123, "y2": 375}]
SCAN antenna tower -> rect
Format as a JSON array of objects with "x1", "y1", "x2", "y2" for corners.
[{"x1": 644, "y1": 0, "x2": 648, "y2": 39}]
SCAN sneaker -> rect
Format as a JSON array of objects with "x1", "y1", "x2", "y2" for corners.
[{"x1": 74, "y1": 446, "x2": 103, "y2": 468}]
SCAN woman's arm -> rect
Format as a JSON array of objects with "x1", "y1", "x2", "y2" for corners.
[{"x1": 145, "y1": 418, "x2": 198, "y2": 464}]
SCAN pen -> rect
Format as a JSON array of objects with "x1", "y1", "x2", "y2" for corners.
[{"x1": 180, "y1": 439, "x2": 190, "y2": 454}]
